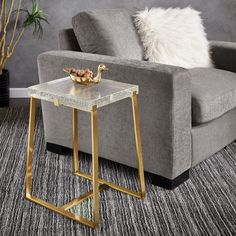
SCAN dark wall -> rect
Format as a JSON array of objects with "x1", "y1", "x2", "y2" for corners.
[{"x1": 6, "y1": 0, "x2": 236, "y2": 87}]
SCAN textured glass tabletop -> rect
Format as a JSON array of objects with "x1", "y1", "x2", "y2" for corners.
[{"x1": 28, "y1": 77, "x2": 138, "y2": 111}]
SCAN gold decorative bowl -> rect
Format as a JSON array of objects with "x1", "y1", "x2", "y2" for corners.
[
  {"x1": 69, "y1": 74, "x2": 99, "y2": 86},
  {"x1": 63, "y1": 64, "x2": 108, "y2": 86}
]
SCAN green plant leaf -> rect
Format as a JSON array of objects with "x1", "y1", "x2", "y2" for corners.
[{"x1": 21, "y1": 1, "x2": 49, "y2": 38}]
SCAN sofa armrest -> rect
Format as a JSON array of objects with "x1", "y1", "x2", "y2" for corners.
[
  {"x1": 58, "y1": 28, "x2": 81, "y2": 51},
  {"x1": 38, "y1": 51, "x2": 191, "y2": 180},
  {"x1": 211, "y1": 41, "x2": 236, "y2": 73}
]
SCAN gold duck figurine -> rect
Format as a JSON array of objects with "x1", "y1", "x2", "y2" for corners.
[{"x1": 63, "y1": 64, "x2": 108, "y2": 85}]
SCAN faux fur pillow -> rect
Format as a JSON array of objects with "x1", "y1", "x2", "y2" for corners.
[{"x1": 134, "y1": 7, "x2": 212, "y2": 68}]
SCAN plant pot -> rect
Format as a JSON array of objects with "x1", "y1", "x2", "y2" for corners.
[{"x1": 0, "y1": 69, "x2": 10, "y2": 107}]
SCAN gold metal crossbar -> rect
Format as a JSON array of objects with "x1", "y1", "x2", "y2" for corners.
[
  {"x1": 26, "y1": 194, "x2": 95, "y2": 228},
  {"x1": 75, "y1": 171, "x2": 144, "y2": 199},
  {"x1": 61, "y1": 184, "x2": 109, "y2": 210},
  {"x1": 25, "y1": 91, "x2": 146, "y2": 228}
]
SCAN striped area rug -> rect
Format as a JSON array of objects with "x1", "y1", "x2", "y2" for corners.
[{"x1": 0, "y1": 107, "x2": 235, "y2": 235}]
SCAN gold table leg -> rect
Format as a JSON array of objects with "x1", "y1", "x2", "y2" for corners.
[
  {"x1": 25, "y1": 91, "x2": 146, "y2": 228},
  {"x1": 25, "y1": 97, "x2": 103, "y2": 228},
  {"x1": 71, "y1": 105, "x2": 100, "y2": 226},
  {"x1": 91, "y1": 105, "x2": 99, "y2": 226},
  {"x1": 75, "y1": 91, "x2": 146, "y2": 199},
  {"x1": 72, "y1": 108, "x2": 79, "y2": 174},
  {"x1": 131, "y1": 91, "x2": 146, "y2": 198},
  {"x1": 26, "y1": 97, "x2": 36, "y2": 198}
]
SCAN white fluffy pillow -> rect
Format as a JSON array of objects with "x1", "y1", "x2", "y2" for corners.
[{"x1": 134, "y1": 7, "x2": 212, "y2": 68}]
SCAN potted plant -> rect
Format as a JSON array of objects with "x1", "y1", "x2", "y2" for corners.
[{"x1": 0, "y1": 0, "x2": 48, "y2": 107}]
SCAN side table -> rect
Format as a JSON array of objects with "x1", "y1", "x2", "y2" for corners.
[{"x1": 26, "y1": 77, "x2": 146, "y2": 228}]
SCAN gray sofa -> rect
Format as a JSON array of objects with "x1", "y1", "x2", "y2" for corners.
[{"x1": 38, "y1": 9, "x2": 236, "y2": 189}]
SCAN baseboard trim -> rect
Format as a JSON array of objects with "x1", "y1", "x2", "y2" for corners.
[
  {"x1": 46, "y1": 142, "x2": 190, "y2": 190},
  {"x1": 10, "y1": 88, "x2": 29, "y2": 98}
]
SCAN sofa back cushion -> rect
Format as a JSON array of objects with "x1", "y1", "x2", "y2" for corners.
[{"x1": 72, "y1": 8, "x2": 143, "y2": 60}]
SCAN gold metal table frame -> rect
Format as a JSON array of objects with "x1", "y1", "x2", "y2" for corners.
[{"x1": 26, "y1": 91, "x2": 146, "y2": 228}]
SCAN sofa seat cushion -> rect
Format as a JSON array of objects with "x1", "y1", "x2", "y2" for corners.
[
  {"x1": 72, "y1": 8, "x2": 143, "y2": 60},
  {"x1": 191, "y1": 68, "x2": 236, "y2": 124}
]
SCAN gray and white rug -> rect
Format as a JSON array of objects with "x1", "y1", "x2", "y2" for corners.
[{"x1": 0, "y1": 108, "x2": 235, "y2": 236}]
